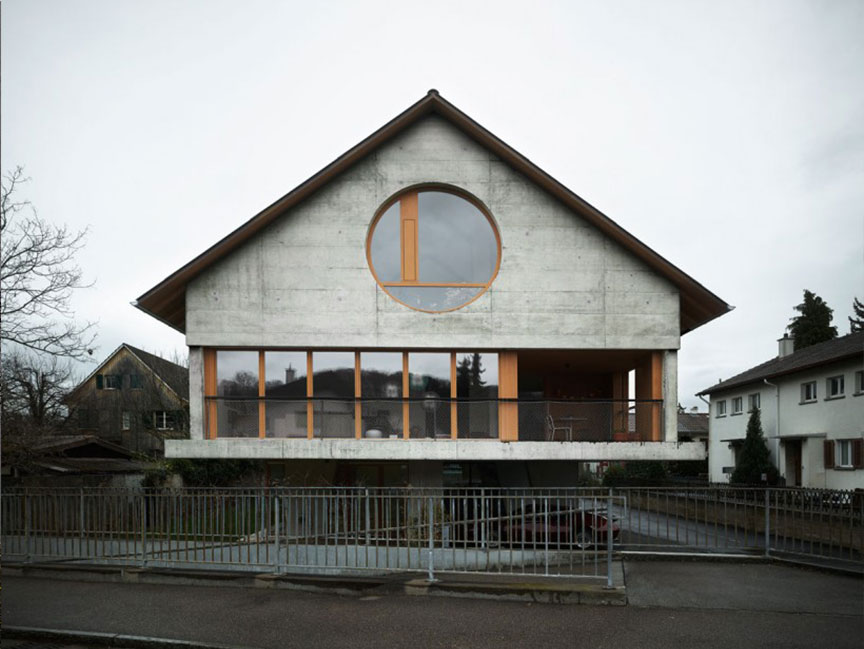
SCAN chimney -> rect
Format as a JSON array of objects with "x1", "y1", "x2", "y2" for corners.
[{"x1": 778, "y1": 333, "x2": 795, "y2": 358}]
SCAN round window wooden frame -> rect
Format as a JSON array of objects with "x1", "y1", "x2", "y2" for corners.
[{"x1": 366, "y1": 184, "x2": 502, "y2": 313}]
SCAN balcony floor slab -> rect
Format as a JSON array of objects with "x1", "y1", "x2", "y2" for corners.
[{"x1": 166, "y1": 439, "x2": 706, "y2": 462}]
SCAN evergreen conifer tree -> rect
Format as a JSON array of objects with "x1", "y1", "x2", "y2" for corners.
[
  {"x1": 730, "y1": 408, "x2": 778, "y2": 485},
  {"x1": 849, "y1": 297, "x2": 864, "y2": 333},
  {"x1": 787, "y1": 290, "x2": 837, "y2": 350}
]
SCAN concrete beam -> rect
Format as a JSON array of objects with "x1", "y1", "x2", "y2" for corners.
[{"x1": 165, "y1": 439, "x2": 707, "y2": 462}]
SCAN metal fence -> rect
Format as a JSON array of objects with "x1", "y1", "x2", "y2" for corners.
[{"x1": 2, "y1": 487, "x2": 862, "y2": 581}]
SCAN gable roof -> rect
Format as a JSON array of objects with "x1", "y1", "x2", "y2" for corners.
[
  {"x1": 697, "y1": 331, "x2": 864, "y2": 395},
  {"x1": 134, "y1": 90, "x2": 730, "y2": 335},
  {"x1": 66, "y1": 343, "x2": 188, "y2": 403},
  {"x1": 124, "y1": 344, "x2": 189, "y2": 399}
]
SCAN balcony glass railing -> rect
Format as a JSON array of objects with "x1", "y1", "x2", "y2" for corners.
[{"x1": 205, "y1": 397, "x2": 663, "y2": 442}]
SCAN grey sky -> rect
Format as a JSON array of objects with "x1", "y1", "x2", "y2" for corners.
[{"x1": 3, "y1": 0, "x2": 862, "y2": 408}]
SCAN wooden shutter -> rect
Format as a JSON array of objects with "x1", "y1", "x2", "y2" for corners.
[
  {"x1": 823, "y1": 440, "x2": 835, "y2": 469},
  {"x1": 852, "y1": 439, "x2": 864, "y2": 469},
  {"x1": 96, "y1": 374, "x2": 103, "y2": 389}
]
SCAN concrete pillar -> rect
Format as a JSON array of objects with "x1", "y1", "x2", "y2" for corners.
[
  {"x1": 188, "y1": 346, "x2": 204, "y2": 440},
  {"x1": 663, "y1": 350, "x2": 678, "y2": 443}
]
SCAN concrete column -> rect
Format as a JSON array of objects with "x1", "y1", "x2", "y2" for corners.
[
  {"x1": 663, "y1": 350, "x2": 678, "y2": 443},
  {"x1": 188, "y1": 346, "x2": 205, "y2": 441}
]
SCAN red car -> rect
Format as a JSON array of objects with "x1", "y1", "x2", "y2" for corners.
[{"x1": 503, "y1": 503, "x2": 620, "y2": 549}]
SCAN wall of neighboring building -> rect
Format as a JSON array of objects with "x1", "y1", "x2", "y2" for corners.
[
  {"x1": 708, "y1": 357, "x2": 863, "y2": 489},
  {"x1": 69, "y1": 348, "x2": 188, "y2": 454},
  {"x1": 185, "y1": 115, "x2": 680, "y2": 351}
]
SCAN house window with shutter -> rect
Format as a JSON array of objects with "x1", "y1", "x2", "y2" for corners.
[
  {"x1": 102, "y1": 374, "x2": 121, "y2": 390},
  {"x1": 130, "y1": 374, "x2": 143, "y2": 389},
  {"x1": 836, "y1": 440, "x2": 853, "y2": 468},
  {"x1": 826, "y1": 438, "x2": 864, "y2": 470}
]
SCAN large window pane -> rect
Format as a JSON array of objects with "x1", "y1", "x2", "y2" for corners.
[
  {"x1": 217, "y1": 351, "x2": 258, "y2": 397},
  {"x1": 361, "y1": 352, "x2": 403, "y2": 438},
  {"x1": 409, "y1": 353, "x2": 450, "y2": 439},
  {"x1": 387, "y1": 286, "x2": 481, "y2": 311},
  {"x1": 456, "y1": 352, "x2": 498, "y2": 439},
  {"x1": 418, "y1": 192, "x2": 497, "y2": 283},
  {"x1": 265, "y1": 351, "x2": 307, "y2": 438},
  {"x1": 369, "y1": 202, "x2": 400, "y2": 282},
  {"x1": 312, "y1": 352, "x2": 354, "y2": 438},
  {"x1": 216, "y1": 351, "x2": 258, "y2": 436}
]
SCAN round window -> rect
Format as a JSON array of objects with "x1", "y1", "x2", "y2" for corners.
[{"x1": 367, "y1": 188, "x2": 501, "y2": 312}]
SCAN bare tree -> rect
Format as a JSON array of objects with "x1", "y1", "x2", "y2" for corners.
[
  {"x1": 1, "y1": 166, "x2": 96, "y2": 359},
  {"x1": 1, "y1": 349, "x2": 77, "y2": 472}
]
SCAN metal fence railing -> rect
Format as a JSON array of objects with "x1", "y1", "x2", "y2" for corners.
[
  {"x1": 2, "y1": 487, "x2": 861, "y2": 579},
  {"x1": 1, "y1": 488, "x2": 621, "y2": 583},
  {"x1": 205, "y1": 397, "x2": 661, "y2": 441}
]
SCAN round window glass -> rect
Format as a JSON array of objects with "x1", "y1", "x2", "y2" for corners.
[{"x1": 367, "y1": 188, "x2": 501, "y2": 312}]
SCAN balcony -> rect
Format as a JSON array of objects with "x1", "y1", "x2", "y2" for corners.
[{"x1": 204, "y1": 396, "x2": 663, "y2": 442}]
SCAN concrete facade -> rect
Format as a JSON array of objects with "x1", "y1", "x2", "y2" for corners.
[
  {"x1": 185, "y1": 116, "x2": 680, "y2": 351},
  {"x1": 137, "y1": 93, "x2": 735, "y2": 473},
  {"x1": 707, "y1": 356, "x2": 864, "y2": 489}
]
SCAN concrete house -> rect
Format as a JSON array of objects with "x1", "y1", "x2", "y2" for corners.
[
  {"x1": 66, "y1": 344, "x2": 189, "y2": 455},
  {"x1": 135, "y1": 91, "x2": 729, "y2": 487},
  {"x1": 699, "y1": 332, "x2": 864, "y2": 489}
]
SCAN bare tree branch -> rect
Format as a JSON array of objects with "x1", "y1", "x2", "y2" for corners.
[{"x1": 1, "y1": 167, "x2": 97, "y2": 359}]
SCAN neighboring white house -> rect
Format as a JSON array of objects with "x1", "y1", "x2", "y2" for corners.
[
  {"x1": 134, "y1": 90, "x2": 730, "y2": 487},
  {"x1": 699, "y1": 332, "x2": 864, "y2": 489}
]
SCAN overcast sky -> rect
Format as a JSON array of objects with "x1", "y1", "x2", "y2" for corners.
[{"x1": 3, "y1": 0, "x2": 862, "y2": 408}]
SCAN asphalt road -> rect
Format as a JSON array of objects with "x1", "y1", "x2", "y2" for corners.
[{"x1": 4, "y1": 561, "x2": 862, "y2": 649}]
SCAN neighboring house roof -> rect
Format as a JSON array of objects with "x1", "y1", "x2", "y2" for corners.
[
  {"x1": 124, "y1": 344, "x2": 189, "y2": 400},
  {"x1": 697, "y1": 331, "x2": 864, "y2": 396},
  {"x1": 628, "y1": 412, "x2": 708, "y2": 435},
  {"x1": 677, "y1": 412, "x2": 709, "y2": 436},
  {"x1": 134, "y1": 90, "x2": 730, "y2": 335},
  {"x1": 33, "y1": 435, "x2": 135, "y2": 458},
  {"x1": 66, "y1": 343, "x2": 189, "y2": 403},
  {"x1": 27, "y1": 435, "x2": 148, "y2": 474}
]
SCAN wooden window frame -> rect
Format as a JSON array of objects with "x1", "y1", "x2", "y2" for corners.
[
  {"x1": 366, "y1": 185, "x2": 502, "y2": 313},
  {"x1": 203, "y1": 348, "x2": 519, "y2": 441}
]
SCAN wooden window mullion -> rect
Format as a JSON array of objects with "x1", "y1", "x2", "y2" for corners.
[
  {"x1": 306, "y1": 351, "x2": 314, "y2": 439},
  {"x1": 258, "y1": 352, "x2": 266, "y2": 439},
  {"x1": 354, "y1": 351, "x2": 362, "y2": 439},
  {"x1": 450, "y1": 352, "x2": 458, "y2": 439},
  {"x1": 400, "y1": 193, "x2": 418, "y2": 282},
  {"x1": 204, "y1": 349, "x2": 218, "y2": 439},
  {"x1": 402, "y1": 352, "x2": 410, "y2": 439}
]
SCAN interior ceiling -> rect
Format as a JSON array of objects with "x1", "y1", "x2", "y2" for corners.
[{"x1": 517, "y1": 349, "x2": 652, "y2": 374}]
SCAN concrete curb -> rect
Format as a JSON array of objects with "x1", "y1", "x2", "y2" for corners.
[
  {"x1": 2, "y1": 561, "x2": 625, "y2": 605},
  {"x1": 3, "y1": 626, "x2": 255, "y2": 649},
  {"x1": 619, "y1": 551, "x2": 864, "y2": 578},
  {"x1": 404, "y1": 578, "x2": 627, "y2": 605}
]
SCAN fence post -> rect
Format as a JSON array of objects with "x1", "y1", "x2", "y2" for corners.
[
  {"x1": 25, "y1": 491, "x2": 32, "y2": 563},
  {"x1": 606, "y1": 488, "x2": 614, "y2": 589},
  {"x1": 273, "y1": 490, "x2": 281, "y2": 574},
  {"x1": 79, "y1": 488, "x2": 85, "y2": 553},
  {"x1": 365, "y1": 488, "x2": 371, "y2": 545},
  {"x1": 764, "y1": 488, "x2": 770, "y2": 558},
  {"x1": 140, "y1": 491, "x2": 147, "y2": 568},
  {"x1": 427, "y1": 495, "x2": 435, "y2": 582}
]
